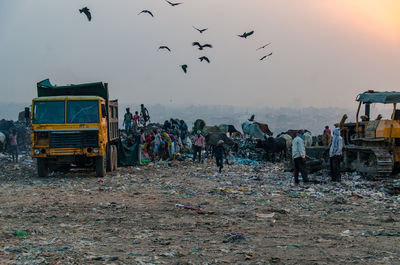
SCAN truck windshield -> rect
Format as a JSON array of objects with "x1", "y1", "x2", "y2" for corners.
[
  {"x1": 33, "y1": 101, "x2": 65, "y2": 124},
  {"x1": 67, "y1": 100, "x2": 99, "y2": 123}
]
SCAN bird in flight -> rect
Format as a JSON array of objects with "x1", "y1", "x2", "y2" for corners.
[
  {"x1": 180, "y1": 64, "x2": 188, "y2": 73},
  {"x1": 198, "y1": 56, "x2": 210, "y2": 63},
  {"x1": 256, "y1": 43, "x2": 271, "y2": 50},
  {"x1": 166, "y1": 0, "x2": 182, "y2": 6},
  {"x1": 192, "y1": 42, "x2": 213, "y2": 50},
  {"x1": 79, "y1": 7, "x2": 91, "y2": 21},
  {"x1": 259, "y1": 52, "x2": 273, "y2": 61},
  {"x1": 193, "y1": 26, "x2": 208, "y2": 34},
  {"x1": 158, "y1": 46, "x2": 171, "y2": 52},
  {"x1": 238, "y1": 31, "x2": 254, "y2": 38},
  {"x1": 138, "y1": 10, "x2": 154, "y2": 17}
]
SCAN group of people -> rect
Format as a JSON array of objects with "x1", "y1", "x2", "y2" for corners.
[
  {"x1": 136, "y1": 121, "x2": 344, "y2": 179},
  {"x1": 1, "y1": 118, "x2": 32, "y2": 163},
  {"x1": 292, "y1": 126, "x2": 343, "y2": 185},
  {"x1": 138, "y1": 118, "x2": 190, "y2": 161},
  {"x1": 133, "y1": 122, "x2": 228, "y2": 173},
  {"x1": 0, "y1": 129, "x2": 19, "y2": 163},
  {"x1": 123, "y1": 104, "x2": 150, "y2": 133}
]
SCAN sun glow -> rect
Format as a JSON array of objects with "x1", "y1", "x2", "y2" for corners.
[{"x1": 331, "y1": 0, "x2": 400, "y2": 41}]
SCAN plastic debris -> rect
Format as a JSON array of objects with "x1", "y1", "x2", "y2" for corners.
[
  {"x1": 1, "y1": 150, "x2": 399, "y2": 264},
  {"x1": 256, "y1": 213, "x2": 275, "y2": 218},
  {"x1": 223, "y1": 232, "x2": 246, "y2": 243},
  {"x1": 13, "y1": 230, "x2": 28, "y2": 237}
]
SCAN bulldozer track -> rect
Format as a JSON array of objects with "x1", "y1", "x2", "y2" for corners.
[
  {"x1": 373, "y1": 149, "x2": 393, "y2": 177},
  {"x1": 344, "y1": 146, "x2": 393, "y2": 179}
]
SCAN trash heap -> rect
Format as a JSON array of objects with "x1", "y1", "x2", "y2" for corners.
[
  {"x1": 0, "y1": 156, "x2": 399, "y2": 264},
  {"x1": 234, "y1": 138, "x2": 265, "y2": 164}
]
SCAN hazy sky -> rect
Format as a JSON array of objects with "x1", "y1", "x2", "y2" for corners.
[{"x1": 1, "y1": 0, "x2": 399, "y2": 109}]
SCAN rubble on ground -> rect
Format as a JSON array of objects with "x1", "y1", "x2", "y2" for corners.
[
  {"x1": 235, "y1": 138, "x2": 265, "y2": 161},
  {"x1": 0, "y1": 152, "x2": 399, "y2": 264}
]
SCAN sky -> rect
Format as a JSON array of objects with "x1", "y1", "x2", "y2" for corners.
[{"x1": 0, "y1": 0, "x2": 399, "y2": 109}]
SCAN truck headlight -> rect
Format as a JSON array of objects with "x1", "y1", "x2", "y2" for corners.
[
  {"x1": 93, "y1": 148, "x2": 99, "y2": 153},
  {"x1": 34, "y1": 149, "x2": 40, "y2": 155}
]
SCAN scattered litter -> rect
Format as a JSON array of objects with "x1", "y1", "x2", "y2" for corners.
[
  {"x1": 13, "y1": 230, "x2": 28, "y2": 237},
  {"x1": 223, "y1": 232, "x2": 246, "y2": 243},
  {"x1": 1, "y1": 147, "x2": 399, "y2": 264},
  {"x1": 341, "y1": 230, "x2": 351, "y2": 237},
  {"x1": 256, "y1": 213, "x2": 275, "y2": 218}
]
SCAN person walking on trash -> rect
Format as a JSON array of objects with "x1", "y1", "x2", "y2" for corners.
[
  {"x1": 140, "y1": 104, "x2": 150, "y2": 126},
  {"x1": 123, "y1": 108, "x2": 133, "y2": 133},
  {"x1": 322, "y1": 125, "x2": 332, "y2": 146},
  {"x1": 193, "y1": 130, "x2": 205, "y2": 163},
  {"x1": 153, "y1": 129, "x2": 161, "y2": 160},
  {"x1": 329, "y1": 127, "x2": 343, "y2": 182},
  {"x1": 9, "y1": 129, "x2": 18, "y2": 163},
  {"x1": 213, "y1": 140, "x2": 227, "y2": 173},
  {"x1": 291, "y1": 130, "x2": 309, "y2": 185},
  {"x1": 133, "y1": 111, "x2": 140, "y2": 129}
]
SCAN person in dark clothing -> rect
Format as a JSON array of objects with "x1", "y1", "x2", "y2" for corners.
[
  {"x1": 179, "y1": 120, "x2": 188, "y2": 139},
  {"x1": 329, "y1": 127, "x2": 343, "y2": 182},
  {"x1": 163, "y1": 120, "x2": 171, "y2": 130},
  {"x1": 123, "y1": 108, "x2": 133, "y2": 133},
  {"x1": 140, "y1": 104, "x2": 150, "y2": 126},
  {"x1": 213, "y1": 140, "x2": 226, "y2": 173}
]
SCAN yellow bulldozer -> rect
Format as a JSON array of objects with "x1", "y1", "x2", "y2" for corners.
[{"x1": 339, "y1": 90, "x2": 400, "y2": 178}]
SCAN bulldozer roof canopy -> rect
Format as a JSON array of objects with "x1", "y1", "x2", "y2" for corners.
[
  {"x1": 357, "y1": 91, "x2": 400, "y2": 104},
  {"x1": 37, "y1": 79, "x2": 108, "y2": 100}
]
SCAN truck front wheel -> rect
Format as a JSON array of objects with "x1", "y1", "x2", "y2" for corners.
[
  {"x1": 96, "y1": 155, "x2": 106, "y2": 177},
  {"x1": 37, "y1": 158, "x2": 48, "y2": 178}
]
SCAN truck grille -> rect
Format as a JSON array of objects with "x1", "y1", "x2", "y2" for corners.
[{"x1": 50, "y1": 130, "x2": 98, "y2": 148}]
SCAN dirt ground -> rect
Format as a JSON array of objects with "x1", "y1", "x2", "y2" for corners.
[{"x1": 0, "y1": 153, "x2": 399, "y2": 264}]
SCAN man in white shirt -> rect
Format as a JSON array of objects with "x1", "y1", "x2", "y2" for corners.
[
  {"x1": 329, "y1": 127, "x2": 343, "y2": 182},
  {"x1": 292, "y1": 130, "x2": 309, "y2": 184}
]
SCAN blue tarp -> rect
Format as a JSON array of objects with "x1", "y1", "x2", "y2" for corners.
[
  {"x1": 37, "y1": 79, "x2": 53, "y2": 88},
  {"x1": 117, "y1": 139, "x2": 140, "y2": 166}
]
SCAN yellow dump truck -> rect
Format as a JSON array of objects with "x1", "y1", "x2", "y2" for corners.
[{"x1": 31, "y1": 79, "x2": 119, "y2": 177}]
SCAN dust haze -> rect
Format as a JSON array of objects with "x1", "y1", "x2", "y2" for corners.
[{"x1": 0, "y1": 0, "x2": 399, "y2": 110}]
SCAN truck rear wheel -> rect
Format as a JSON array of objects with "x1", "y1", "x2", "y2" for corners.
[
  {"x1": 113, "y1": 145, "x2": 118, "y2": 171},
  {"x1": 106, "y1": 145, "x2": 112, "y2": 172},
  {"x1": 37, "y1": 158, "x2": 48, "y2": 178},
  {"x1": 96, "y1": 155, "x2": 106, "y2": 177}
]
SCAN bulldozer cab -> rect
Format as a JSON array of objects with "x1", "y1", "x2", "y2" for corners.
[{"x1": 355, "y1": 91, "x2": 400, "y2": 141}]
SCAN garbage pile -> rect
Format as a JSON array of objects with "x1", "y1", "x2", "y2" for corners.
[
  {"x1": 119, "y1": 118, "x2": 193, "y2": 165},
  {"x1": 234, "y1": 138, "x2": 265, "y2": 161},
  {"x1": 0, "y1": 158, "x2": 399, "y2": 264}
]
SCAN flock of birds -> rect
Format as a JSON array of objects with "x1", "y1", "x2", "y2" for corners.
[{"x1": 79, "y1": 1, "x2": 273, "y2": 74}]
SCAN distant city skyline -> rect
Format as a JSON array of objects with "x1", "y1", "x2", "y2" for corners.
[
  {"x1": 0, "y1": 0, "x2": 399, "y2": 108},
  {"x1": 0, "y1": 100, "x2": 395, "y2": 136}
]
